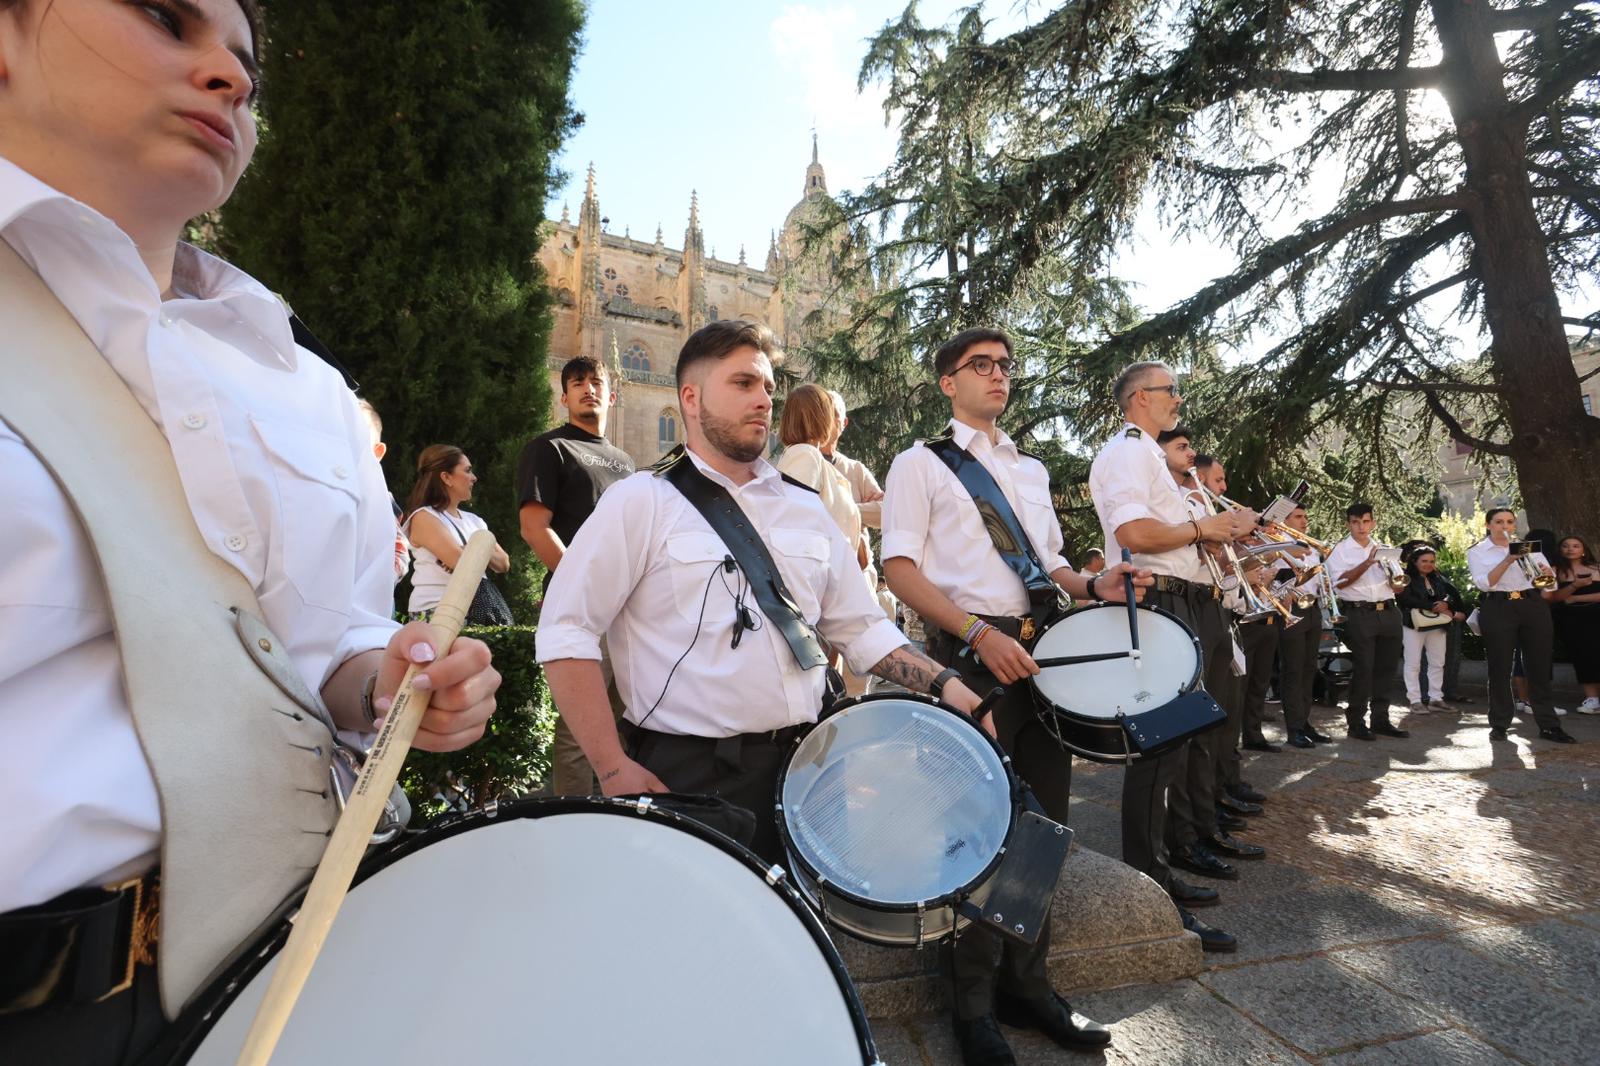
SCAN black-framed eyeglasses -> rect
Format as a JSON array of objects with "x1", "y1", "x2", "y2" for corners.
[
  {"x1": 952, "y1": 355, "x2": 1017, "y2": 378},
  {"x1": 1141, "y1": 384, "x2": 1181, "y2": 398}
]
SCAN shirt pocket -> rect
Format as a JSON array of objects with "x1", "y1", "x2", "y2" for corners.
[
  {"x1": 947, "y1": 482, "x2": 989, "y2": 543},
  {"x1": 1016, "y1": 483, "x2": 1059, "y2": 552},
  {"x1": 769, "y1": 527, "x2": 830, "y2": 622},
  {"x1": 665, "y1": 532, "x2": 733, "y2": 621},
  {"x1": 250, "y1": 415, "x2": 361, "y2": 613}
]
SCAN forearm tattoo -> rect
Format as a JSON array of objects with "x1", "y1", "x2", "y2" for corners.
[{"x1": 869, "y1": 646, "x2": 944, "y2": 693}]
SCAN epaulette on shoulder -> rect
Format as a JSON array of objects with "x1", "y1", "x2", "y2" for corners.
[
  {"x1": 1123, "y1": 426, "x2": 1143, "y2": 439},
  {"x1": 780, "y1": 473, "x2": 820, "y2": 495},
  {"x1": 919, "y1": 427, "x2": 956, "y2": 447},
  {"x1": 651, "y1": 444, "x2": 687, "y2": 476},
  {"x1": 1016, "y1": 444, "x2": 1044, "y2": 463}
]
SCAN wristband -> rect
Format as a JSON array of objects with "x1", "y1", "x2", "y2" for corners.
[
  {"x1": 1087, "y1": 572, "x2": 1107, "y2": 603},
  {"x1": 359, "y1": 669, "x2": 381, "y2": 728},
  {"x1": 970, "y1": 622, "x2": 995, "y2": 648},
  {"x1": 928, "y1": 667, "x2": 963, "y2": 702},
  {"x1": 1190, "y1": 518, "x2": 1202, "y2": 545}
]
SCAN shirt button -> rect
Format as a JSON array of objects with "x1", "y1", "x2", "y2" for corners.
[
  {"x1": 224, "y1": 534, "x2": 247, "y2": 552},
  {"x1": 182, "y1": 413, "x2": 206, "y2": 430},
  {"x1": 158, "y1": 312, "x2": 175, "y2": 328},
  {"x1": 332, "y1": 465, "x2": 349, "y2": 479}
]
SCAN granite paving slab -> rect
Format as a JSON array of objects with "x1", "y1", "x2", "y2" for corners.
[
  {"x1": 1199, "y1": 956, "x2": 1450, "y2": 1056},
  {"x1": 1320, "y1": 1028, "x2": 1522, "y2": 1066}
]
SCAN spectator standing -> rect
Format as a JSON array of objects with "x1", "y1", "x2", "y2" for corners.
[
  {"x1": 356, "y1": 398, "x2": 410, "y2": 585},
  {"x1": 1548, "y1": 535, "x2": 1600, "y2": 713},
  {"x1": 1397, "y1": 547, "x2": 1465, "y2": 711},
  {"x1": 404, "y1": 445, "x2": 512, "y2": 618},
  {"x1": 1080, "y1": 548, "x2": 1107, "y2": 575},
  {"x1": 824, "y1": 389, "x2": 886, "y2": 529},
  {"x1": 518, "y1": 356, "x2": 635, "y2": 794}
]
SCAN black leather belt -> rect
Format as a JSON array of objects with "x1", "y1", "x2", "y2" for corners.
[
  {"x1": 1151, "y1": 575, "x2": 1221, "y2": 601},
  {"x1": 1338, "y1": 599, "x2": 1393, "y2": 612},
  {"x1": 1482, "y1": 590, "x2": 1535, "y2": 601},
  {"x1": 0, "y1": 872, "x2": 158, "y2": 1014},
  {"x1": 621, "y1": 720, "x2": 808, "y2": 750}
]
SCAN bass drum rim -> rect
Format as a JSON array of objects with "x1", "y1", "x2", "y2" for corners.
[
  {"x1": 159, "y1": 796, "x2": 881, "y2": 1065},
  {"x1": 774, "y1": 691, "x2": 1019, "y2": 944},
  {"x1": 1028, "y1": 602, "x2": 1204, "y2": 763}
]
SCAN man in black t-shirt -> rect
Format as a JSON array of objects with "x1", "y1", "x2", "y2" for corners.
[{"x1": 519, "y1": 355, "x2": 635, "y2": 794}]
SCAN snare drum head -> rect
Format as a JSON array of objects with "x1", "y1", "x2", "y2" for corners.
[
  {"x1": 179, "y1": 802, "x2": 874, "y2": 1065},
  {"x1": 1031, "y1": 605, "x2": 1199, "y2": 719},
  {"x1": 780, "y1": 697, "x2": 1013, "y2": 907}
]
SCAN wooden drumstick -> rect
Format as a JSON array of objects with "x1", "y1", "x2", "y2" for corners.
[{"x1": 233, "y1": 530, "x2": 497, "y2": 1066}]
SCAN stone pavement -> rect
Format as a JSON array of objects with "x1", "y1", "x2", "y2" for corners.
[{"x1": 865, "y1": 665, "x2": 1600, "y2": 1065}]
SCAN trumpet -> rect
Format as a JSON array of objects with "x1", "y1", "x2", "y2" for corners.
[
  {"x1": 1509, "y1": 541, "x2": 1557, "y2": 590},
  {"x1": 1373, "y1": 543, "x2": 1410, "y2": 590},
  {"x1": 1188, "y1": 470, "x2": 1281, "y2": 618},
  {"x1": 1205, "y1": 490, "x2": 1337, "y2": 555}
]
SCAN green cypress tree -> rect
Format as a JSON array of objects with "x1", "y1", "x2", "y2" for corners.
[{"x1": 222, "y1": 0, "x2": 584, "y2": 610}]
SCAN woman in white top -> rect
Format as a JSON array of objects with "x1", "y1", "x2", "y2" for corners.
[
  {"x1": 776, "y1": 385, "x2": 868, "y2": 572},
  {"x1": 0, "y1": 1, "x2": 501, "y2": 1057},
  {"x1": 404, "y1": 444, "x2": 512, "y2": 616}
]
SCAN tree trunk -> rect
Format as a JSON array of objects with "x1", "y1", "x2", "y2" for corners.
[{"x1": 1432, "y1": 0, "x2": 1600, "y2": 547}]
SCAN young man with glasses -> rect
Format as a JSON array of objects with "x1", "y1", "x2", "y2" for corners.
[
  {"x1": 1089, "y1": 362, "x2": 1258, "y2": 955},
  {"x1": 884, "y1": 328, "x2": 1140, "y2": 1064}
]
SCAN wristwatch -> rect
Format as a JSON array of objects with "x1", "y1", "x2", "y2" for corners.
[{"x1": 929, "y1": 667, "x2": 963, "y2": 702}]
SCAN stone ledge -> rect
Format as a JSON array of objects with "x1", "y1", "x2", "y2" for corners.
[{"x1": 835, "y1": 844, "x2": 1203, "y2": 1020}]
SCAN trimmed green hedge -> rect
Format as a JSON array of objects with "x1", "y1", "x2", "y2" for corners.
[{"x1": 399, "y1": 625, "x2": 553, "y2": 824}]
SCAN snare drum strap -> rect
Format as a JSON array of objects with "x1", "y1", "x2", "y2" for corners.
[
  {"x1": 654, "y1": 447, "x2": 829, "y2": 671},
  {"x1": 924, "y1": 437, "x2": 1060, "y2": 627}
]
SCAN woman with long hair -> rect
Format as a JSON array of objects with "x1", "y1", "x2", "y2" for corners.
[
  {"x1": 1396, "y1": 546, "x2": 1465, "y2": 711},
  {"x1": 0, "y1": 2, "x2": 500, "y2": 1058},
  {"x1": 775, "y1": 384, "x2": 869, "y2": 573},
  {"x1": 404, "y1": 444, "x2": 511, "y2": 618},
  {"x1": 1545, "y1": 534, "x2": 1600, "y2": 713}
]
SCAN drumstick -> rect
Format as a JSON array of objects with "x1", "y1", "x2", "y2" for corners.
[
  {"x1": 233, "y1": 530, "x2": 497, "y2": 1066},
  {"x1": 1121, "y1": 548, "x2": 1142, "y2": 665}
]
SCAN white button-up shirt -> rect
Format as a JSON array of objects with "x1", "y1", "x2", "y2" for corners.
[
  {"x1": 881, "y1": 419, "x2": 1070, "y2": 618},
  {"x1": 536, "y1": 449, "x2": 905, "y2": 737},
  {"x1": 0, "y1": 158, "x2": 399, "y2": 911},
  {"x1": 1088, "y1": 423, "x2": 1209, "y2": 583},
  {"x1": 1468, "y1": 538, "x2": 1539, "y2": 592},
  {"x1": 1328, "y1": 536, "x2": 1396, "y2": 602}
]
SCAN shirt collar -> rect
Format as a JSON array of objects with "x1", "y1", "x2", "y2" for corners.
[
  {"x1": 0, "y1": 154, "x2": 297, "y2": 369},
  {"x1": 949, "y1": 417, "x2": 1016, "y2": 458},
  {"x1": 1122, "y1": 421, "x2": 1166, "y2": 461},
  {"x1": 685, "y1": 444, "x2": 783, "y2": 494}
]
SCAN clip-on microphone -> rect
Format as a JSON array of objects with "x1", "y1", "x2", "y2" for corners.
[{"x1": 725, "y1": 555, "x2": 758, "y2": 648}]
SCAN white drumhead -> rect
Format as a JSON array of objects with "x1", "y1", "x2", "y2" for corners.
[
  {"x1": 1031, "y1": 606, "x2": 1198, "y2": 719},
  {"x1": 781, "y1": 698, "x2": 1012, "y2": 905},
  {"x1": 185, "y1": 812, "x2": 870, "y2": 1065}
]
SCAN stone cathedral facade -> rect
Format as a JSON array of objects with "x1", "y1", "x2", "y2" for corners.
[{"x1": 536, "y1": 140, "x2": 857, "y2": 466}]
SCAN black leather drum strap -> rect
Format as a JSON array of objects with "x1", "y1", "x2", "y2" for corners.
[
  {"x1": 659, "y1": 449, "x2": 830, "y2": 672},
  {"x1": 925, "y1": 437, "x2": 1059, "y2": 625}
]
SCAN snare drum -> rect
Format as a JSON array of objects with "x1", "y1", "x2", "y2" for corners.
[
  {"x1": 164, "y1": 798, "x2": 881, "y2": 1066},
  {"x1": 775, "y1": 693, "x2": 1018, "y2": 947},
  {"x1": 1030, "y1": 603, "x2": 1222, "y2": 762}
]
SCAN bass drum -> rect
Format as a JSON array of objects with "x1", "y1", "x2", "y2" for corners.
[
  {"x1": 1030, "y1": 602, "x2": 1208, "y2": 762},
  {"x1": 166, "y1": 797, "x2": 882, "y2": 1066}
]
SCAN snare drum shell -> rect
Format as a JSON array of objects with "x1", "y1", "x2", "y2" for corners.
[
  {"x1": 165, "y1": 798, "x2": 880, "y2": 1066},
  {"x1": 776, "y1": 693, "x2": 1018, "y2": 948}
]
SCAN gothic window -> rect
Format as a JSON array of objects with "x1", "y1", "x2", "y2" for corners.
[
  {"x1": 622, "y1": 343, "x2": 650, "y2": 373},
  {"x1": 707, "y1": 305, "x2": 719, "y2": 320},
  {"x1": 658, "y1": 408, "x2": 679, "y2": 454},
  {"x1": 615, "y1": 283, "x2": 629, "y2": 297},
  {"x1": 603, "y1": 267, "x2": 617, "y2": 281}
]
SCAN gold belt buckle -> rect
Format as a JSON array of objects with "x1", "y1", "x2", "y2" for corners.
[
  {"x1": 1374, "y1": 602, "x2": 1387, "y2": 611},
  {"x1": 1020, "y1": 617, "x2": 1036, "y2": 642},
  {"x1": 1509, "y1": 590, "x2": 1523, "y2": 600},
  {"x1": 97, "y1": 876, "x2": 159, "y2": 1002}
]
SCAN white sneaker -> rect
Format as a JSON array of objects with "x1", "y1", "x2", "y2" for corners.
[
  {"x1": 1578, "y1": 698, "x2": 1600, "y2": 715},
  {"x1": 1555, "y1": 706, "x2": 1569, "y2": 717},
  {"x1": 1515, "y1": 701, "x2": 1533, "y2": 714}
]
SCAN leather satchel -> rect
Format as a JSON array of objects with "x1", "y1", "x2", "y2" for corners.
[{"x1": 0, "y1": 243, "x2": 398, "y2": 1018}]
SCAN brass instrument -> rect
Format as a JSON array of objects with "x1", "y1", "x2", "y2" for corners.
[
  {"x1": 1320, "y1": 566, "x2": 1344, "y2": 623},
  {"x1": 1205, "y1": 489, "x2": 1338, "y2": 554},
  {"x1": 1188, "y1": 469, "x2": 1280, "y2": 618},
  {"x1": 1509, "y1": 541, "x2": 1557, "y2": 590},
  {"x1": 1373, "y1": 543, "x2": 1410, "y2": 590}
]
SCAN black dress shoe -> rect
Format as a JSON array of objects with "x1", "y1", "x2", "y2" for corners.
[
  {"x1": 1447, "y1": 694, "x2": 1473, "y2": 703},
  {"x1": 1228, "y1": 783, "x2": 1268, "y2": 803},
  {"x1": 953, "y1": 1014, "x2": 1016, "y2": 1066},
  {"x1": 1180, "y1": 907, "x2": 1238, "y2": 953},
  {"x1": 1348, "y1": 724, "x2": 1375, "y2": 741},
  {"x1": 1489, "y1": 727, "x2": 1509, "y2": 741},
  {"x1": 1218, "y1": 794, "x2": 1263, "y2": 816},
  {"x1": 1372, "y1": 723, "x2": 1410, "y2": 738},
  {"x1": 1539, "y1": 727, "x2": 1577, "y2": 744},
  {"x1": 1288, "y1": 731, "x2": 1315, "y2": 749},
  {"x1": 1307, "y1": 727, "x2": 1333, "y2": 742},
  {"x1": 1242, "y1": 738, "x2": 1282, "y2": 753},
  {"x1": 1169, "y1": 877, "x2": 1220, "y2": 907},
  {"x1": 994, "y1": 990, "x2": 1113, "y2": 1050},
  {"x1": 1205, "y1": 831, "x2": 1266, "y2": 860},
  {"x1": 1172, "y1": 843, "x2": 1240, "y2": 880},
  {"x1": 1215, "y1": 808, "x2": 1248, "y2": 831}
]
